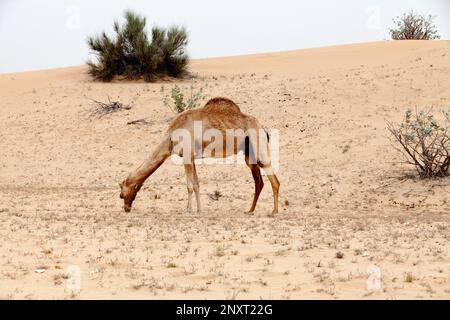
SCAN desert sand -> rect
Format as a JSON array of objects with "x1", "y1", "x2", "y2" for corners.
[{"x1": 0, "y1": 40, "x2": 449, "y2": 299}]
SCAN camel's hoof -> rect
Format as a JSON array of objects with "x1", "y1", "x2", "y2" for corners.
[
  {"x1": 268, "y1": 211, "x2": 278, "y2": 217},
  {"x1": 245, "y1": 210, "x2": 255, "y2": 215},
  {"x1": 185, "y1": 208, "x2": 193, "y2": 214}
]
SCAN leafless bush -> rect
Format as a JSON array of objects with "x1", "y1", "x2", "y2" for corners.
[
  {"x1": 387, "y1": 108, "x2": 450, "y2": 178},
  {"x1": 89, "y1": 96, "x2": 131, "y2": 118}
]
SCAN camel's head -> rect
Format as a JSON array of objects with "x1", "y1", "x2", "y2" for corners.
[{"x1": 119, "y1": 179, "x2": 142, "y2": 212}]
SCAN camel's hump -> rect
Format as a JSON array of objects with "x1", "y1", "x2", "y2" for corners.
[
  {"x1": 203, "y1": 97, "x2": 241, "y2": 113},
  {"x1": 168, "y1": 97, "x2": 243, "y2": 133}
]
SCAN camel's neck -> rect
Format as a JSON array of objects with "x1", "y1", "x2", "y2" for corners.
[{"x1": 127, "y1": 136, "x2": 172, "y2": 186}]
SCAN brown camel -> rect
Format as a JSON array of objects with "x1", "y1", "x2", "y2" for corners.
[{"x1": 119, "y1": 97, "x2": 280, "y2": 215}]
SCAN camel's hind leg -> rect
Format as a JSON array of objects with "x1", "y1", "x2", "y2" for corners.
[
  {"x1": 257, "y1": 163, "x2": 280, "y2": 215},
  {"x1": 247, "y1": 128, "x2": 280, "y2": 215},
  {"x1": 263, "y1": 168, "x2": 280, "y2": 215},
  {"x1": 245, "y1": 156, "x2": 264, "y2": 214}
]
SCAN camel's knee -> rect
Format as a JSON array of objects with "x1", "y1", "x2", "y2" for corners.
[
  {"x1": 268, "y1": 174, "x2": 280, "y2": 191},
  {"x1": 187, "y1": 186, "x2": 194, "y2": 194},
  {"x1": 274, "y1": 178, "x2": 280, "y2": 192},
  {"x1": 274, "y1": 176, "x2": 280, "y2": 188}
]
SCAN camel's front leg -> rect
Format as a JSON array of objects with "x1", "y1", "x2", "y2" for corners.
[
  {"x1": 248, "y1": 130, "x2": 279, "y2": 216},
  {"x1": 184, "y1": 164, "x2": 194, "y2": 213},
  {"x1": 192, "y1": 162, "x2": 201, "y2": 213}
]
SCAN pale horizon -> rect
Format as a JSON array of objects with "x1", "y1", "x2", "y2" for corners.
[{"x1": 1, "y1": 0, "x2": 449, "y2": 73}]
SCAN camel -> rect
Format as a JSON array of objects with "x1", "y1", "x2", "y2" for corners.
[{"x1": 119, "y1": 97, "x2": 280, "y2": 215}]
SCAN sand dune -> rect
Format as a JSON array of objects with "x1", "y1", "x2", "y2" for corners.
[{"x1": 0, "y1": 41, "x2": 449, "y2": 299}]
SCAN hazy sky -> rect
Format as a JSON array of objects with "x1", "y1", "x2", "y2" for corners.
[{"x1": 0, "y1": 0, "x2": 449, "y2": 73}]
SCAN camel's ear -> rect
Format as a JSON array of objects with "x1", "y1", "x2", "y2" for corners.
[{"x1": 119, "y1": 182, "x2": 123, "y2": 188}]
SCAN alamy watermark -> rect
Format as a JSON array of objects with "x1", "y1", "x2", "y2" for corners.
[
  {"x1": 66, "y1": 5, "x2": 81, "y2": 30},
  {"x1": 169, "y1": 121, "x2": 280, "y2": 174},
  {"x1": 366, "y1": 265, "x2": 381, "y2": 291},
  {"x1": 65, "y1": 265, "x2": 81, "y2": 294},
  {"x1": 366, "y1": 5, "x2": 382, "y2": 30}
]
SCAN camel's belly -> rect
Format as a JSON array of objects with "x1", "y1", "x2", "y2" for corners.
[
  {"x1": 171, "y1": 131, "x2": 248, "y2": 159},
  {"x1": 195, "y1": 135, "x2": 246, "y2": 159}
]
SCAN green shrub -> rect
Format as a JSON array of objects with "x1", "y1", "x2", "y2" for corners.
[
  {"x1": 389, "y1": 11, "x2": 440, "y2": 40},
  {"x1": 87, "y1": 10, "x2": 188, "y2": 82},
  {"x1": 387, "y1": 109, "x2": 449, "y2": 178},
  {"x1": 162, "y1": 83, "x2": 207, "y2": 113}
]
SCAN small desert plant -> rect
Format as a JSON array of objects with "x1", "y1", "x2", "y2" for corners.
[
  {"x1": 387, "y1": 108, "x2": 450, "y2": 178},
  {"x1": 389, "y1": 11, "x2": 440, "y2": 40},
  {"x1": 404, "y1": 272, "x2": 414, "y2": 283},
  {"x1": 162, "y1": 83, "x2": 207, "y2": 113},
  {"x1": 208, "y1": 190, "x2": 223, "y2": 201},
  {"x1": 214, "y1": 245, "x2": 226, "y2": 257},
  {"x1": 87, "y1": 10, "x2": 188, "y2": 82}
]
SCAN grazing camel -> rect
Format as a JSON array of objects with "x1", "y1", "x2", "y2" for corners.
[{"x1": 119, "y1": 97, "x2": 280, "y2": 215}]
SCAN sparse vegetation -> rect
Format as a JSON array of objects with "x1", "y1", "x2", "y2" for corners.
[
  {"x1": 53, "y1": 273, "x2": 69, "y2": 286},
  {"x1": 342, "y1": 144, "x2": 350, "y2": 153},
  {"x1": 89, "y1": 96, "x2": 131, "y2": 117},
  {"x1": 162, "y1": 83, "x2": 207, "y2": 113},
  {"x1": 208, "y1": 190, "x2": 223, "y2": 201},
  {"x1": 387, "y1": 108, "x2": 450, "y2": 178},
  {"x1": 389, "y1": 11, "x2": 440, "y2": 40},
  {"x1": 405, "y1": 272, "x2": 414, "y2": 283},
  {"x1": 3, "y1": 29, "x2": 450, "y2": 300},
  {"x1": 87, "y1": 10, "x2": 188, "y2": 82},
  {"x1": 214, "y1": 245, "x2": 226, "y2": 257}
]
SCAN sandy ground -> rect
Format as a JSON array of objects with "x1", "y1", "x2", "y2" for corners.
[{"x1": 0, "y1": 40, "x2": 449, "y2": 299}]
